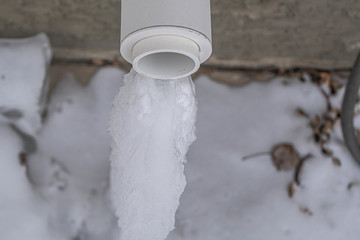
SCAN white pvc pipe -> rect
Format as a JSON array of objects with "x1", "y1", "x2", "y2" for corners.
[{"x1": 121, "y1": 0, "x2": 212, "y2": 80}]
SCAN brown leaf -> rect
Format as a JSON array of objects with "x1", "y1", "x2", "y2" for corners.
[
  {"x1": 332, "y1": 157, "x2": 341, "y2": 167},
  {"x1": 300, "y1": 206, "x2": 313, "y2": 216},
  {"x1": 321, "y1": 146, "x2": 333, "y2": 156},
  {"x1": 271, "y1": 143, "x2": 300, "y2": 171},
  {"x1": 320, "y1": 72, "x2": 331, "y2": 85},
  {"x1": 319, "y1": 87, "x2": 332, "y2": 111},
  {"x1": 320, "y1": 121, "x2": 333, "y2": 134},
  {"x1": 313, "y1": 132, "x2": 321, "y2": 143},
  {"x1": 310, "y1": 115, "x2": 321, "y2": 128},
  {"x1": 330, "y1": 108, "x2": 341, "y2": 117},
  {"x1": 18, "y1": 152, "x2": 27, "y2": 166},
  {"x1": 295, "y1": 107, "x2": 309, "y2": 118},
  {"x1": 288, "y1": 181, "x2": 297, "y2": 198},
  {"x1": 294, "y1": 153, "x2": 312, "y2": 185},
  {"x1": 330, "y1": 79, "x2": 341, "y2": 95}
]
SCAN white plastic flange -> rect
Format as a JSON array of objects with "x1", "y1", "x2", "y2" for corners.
[
  {"x1": 132, "y1": 35, "x2": 200, "y2": 80},
  {"x1": 121, "y1": 26, "x2": 212, "y2": 80}
]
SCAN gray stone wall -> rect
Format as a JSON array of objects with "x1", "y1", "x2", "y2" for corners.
[{"x1": 1, "y1": 0, "x2": 360, "y2": 69}]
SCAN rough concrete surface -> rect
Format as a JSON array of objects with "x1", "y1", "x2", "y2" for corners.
[{"x1": 0, "y1": 0, "x2": 360, "y2": 69}]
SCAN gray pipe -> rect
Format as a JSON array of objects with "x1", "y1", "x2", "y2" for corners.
[{"x1": 341, "y1": 52, "x2": 360, "y2": 165}]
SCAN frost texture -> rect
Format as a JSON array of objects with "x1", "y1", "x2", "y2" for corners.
[{"x1": 109, "y1": 69, "x2": 197, "y2": 240}]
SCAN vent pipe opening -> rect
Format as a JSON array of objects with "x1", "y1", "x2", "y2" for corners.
[{"x1": 132, "y1": 35, "x2": 200, "y2": 79}]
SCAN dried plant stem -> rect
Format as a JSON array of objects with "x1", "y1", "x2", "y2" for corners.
[{"x1": 242, "y1": 151, "x2": 270, "y2": 161}]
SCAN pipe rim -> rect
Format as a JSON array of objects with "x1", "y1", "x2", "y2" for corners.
[
  {"x1": 132, "y1": 49, "x2": 200, "y2": 80},
  {"x1": 121, "y1": 26, "x2": 212, "y2": 65}
]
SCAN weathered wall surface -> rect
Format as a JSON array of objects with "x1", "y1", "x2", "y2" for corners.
[{"x1": 1, "y1": 0, "x2": 360, "y2": 69}]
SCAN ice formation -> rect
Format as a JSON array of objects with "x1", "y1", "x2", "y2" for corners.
[{"x1": 109, "y1": 69, "x2": 197, "y2": 240}]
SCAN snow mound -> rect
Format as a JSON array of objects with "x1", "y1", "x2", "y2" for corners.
[
  {"x1": 28, "y1": 67, "x2": 124, "y2": 240},
  {"x1": 167, "y1": 75, "x2": 360, "y2": 240},
  {"x1": 0, "y1": 125, "x2": 65, "y2": 240},
  {"x1": 0, "y1": 33, "x2": 51, "y2": 136}
]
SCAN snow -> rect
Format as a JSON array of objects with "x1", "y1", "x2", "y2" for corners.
[
  {"x1": 109, "y1": 69, "x2": 197, "y2": 240},
  {"x1": 0, "y1": 33, "x2": 51, "y2": 136},
  {"x1": 167, "y1": 75, "x2": 360, "y2": 240},
  {"x1": 27, "y1": 67, "x2": 124, "y2": 239},
  {"x1": 1, "y1": 36, "x2": 360, "y2": 240},
  {"x1": 0, "y1": 124, "x2": 64, "y2": 240},
  {"x1": 0, "y1": 34, "x2": 59, "y2": 240}
]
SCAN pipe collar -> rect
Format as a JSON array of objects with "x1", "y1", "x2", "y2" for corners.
[
  {"x1": 121, "y1": 26, "x2": 212, "y2": 80},
  {"x1": 132, "y1": 35, "x2": 200, "y2": 80}
]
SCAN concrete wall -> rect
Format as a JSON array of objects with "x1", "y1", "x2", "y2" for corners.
[{"x1": 1, "y1": 0, "x2": 360, "y2": 69}]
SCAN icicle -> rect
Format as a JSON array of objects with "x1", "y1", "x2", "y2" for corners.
[{"x1": 109, "y1": 69, "x2": 197, "y2": 240}]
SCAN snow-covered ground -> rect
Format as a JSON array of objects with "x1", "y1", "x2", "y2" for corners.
[
  {"x1": 1, "y1": 35, "x2": 360, "y2": 240},
  {"x1": 27, "y1": 68, "x2": 122, "y2": 240},
  {"x1": 0, "y1": 33, "x2": 51, "y2": 137},
  {"x1": 168, "y1": 75, "x2": 360, "y2": 240}
]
